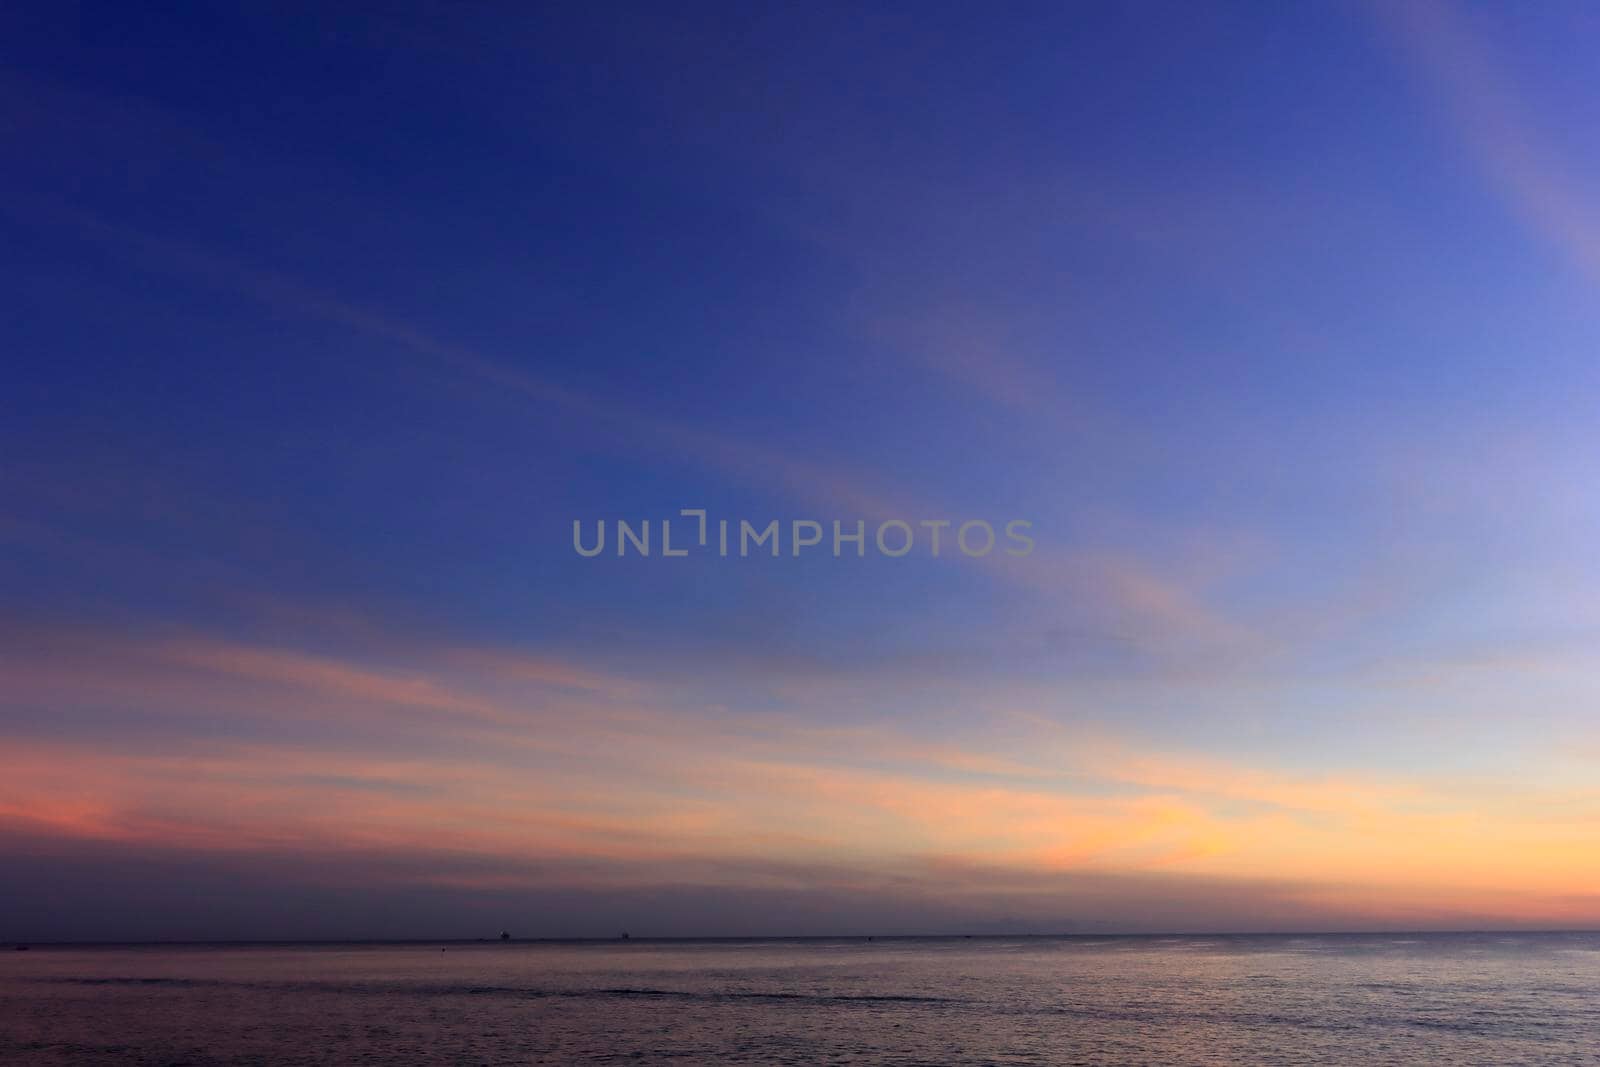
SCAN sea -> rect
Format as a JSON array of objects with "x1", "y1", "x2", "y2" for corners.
[{"x1": 2, "y1": 933, "x2": 1597, "y2": 1065}]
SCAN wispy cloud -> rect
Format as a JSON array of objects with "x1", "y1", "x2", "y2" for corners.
[
  {"x1": 1380, "y1": 0, "x2": 1600, "y2": 289},
  {"x1": 5, "y1": 621, "x2": 1599, "y2": 929}
]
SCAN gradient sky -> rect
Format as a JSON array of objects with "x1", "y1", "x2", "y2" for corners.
[{"x1": 4, "y1": 1, "x2": 1600, "y2": 939}]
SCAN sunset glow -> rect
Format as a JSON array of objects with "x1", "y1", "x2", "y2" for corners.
[{"x1": 5, "y1": 1, "x2": 1600, "y2": 942}]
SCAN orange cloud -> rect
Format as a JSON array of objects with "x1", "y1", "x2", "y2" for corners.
[{"x1": 5, "y1": 623, "x2": 1600, "y2": 927}]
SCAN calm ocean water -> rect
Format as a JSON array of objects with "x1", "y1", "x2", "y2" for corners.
[{"x1": 2, "y1": 933, "x2": 1597, "y2": 1065}]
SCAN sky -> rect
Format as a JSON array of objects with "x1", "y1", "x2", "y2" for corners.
[{"x1": 3, "y1": 1, "x2": 1600, "y2": 939}]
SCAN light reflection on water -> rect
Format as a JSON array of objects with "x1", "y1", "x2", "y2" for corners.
[{"x1": 3, "y1": 933, "x2": 1598, "y2": 1065}]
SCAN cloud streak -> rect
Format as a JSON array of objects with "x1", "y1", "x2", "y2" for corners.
[{"x1": 5, "y1": 620, "x2": 1599, "y2": 934}]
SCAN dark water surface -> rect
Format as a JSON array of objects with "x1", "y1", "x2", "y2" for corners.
[{"x1": 3, "y1": 933, "x2": 1597, "y2": 1064}]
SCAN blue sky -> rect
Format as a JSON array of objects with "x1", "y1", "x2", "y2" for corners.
[{"x1": 4, "y1": 1, "x2": 1600, "y2": 938}]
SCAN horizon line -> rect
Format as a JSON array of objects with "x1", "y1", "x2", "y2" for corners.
[{"x1": 10, "y1": 928, "x2": 1600, "y2": 948}]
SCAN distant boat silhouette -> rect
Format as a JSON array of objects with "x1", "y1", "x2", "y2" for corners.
[
  {"x1": 620, "y1": 931, "x2": 630, "y2": 940},
  {"x1": 499, "y1": 931, "x2": 510, "y2": 941}
]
